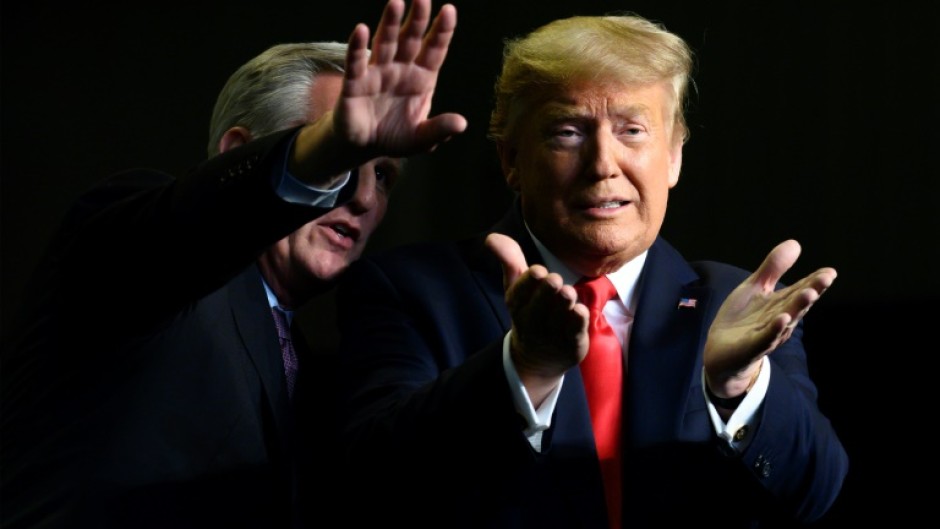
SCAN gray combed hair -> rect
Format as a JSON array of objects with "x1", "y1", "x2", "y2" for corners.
[{"x1": 207, "y1": 42, "x2": 348, "y2": 156}]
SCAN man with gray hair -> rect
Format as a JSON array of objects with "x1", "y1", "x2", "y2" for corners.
[{"x1": 0, "y1": 1, "x2": 465, "y2": 528}]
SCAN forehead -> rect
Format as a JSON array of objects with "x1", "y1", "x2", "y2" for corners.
[
  {"x1": 537, "y1": 81, "x2": 673, "y2": 122},
  {"x1": 306, "y1": 72, "x2": 344, "y2": 122}
]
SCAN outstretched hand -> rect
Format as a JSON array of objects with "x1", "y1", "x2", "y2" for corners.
[{"x1": 703, "y1": 240, "x2": 836, "y2": 397}]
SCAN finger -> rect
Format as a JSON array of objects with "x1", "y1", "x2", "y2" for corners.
[
  {"x1": 395, "y1": 0, "x2": 432, "y2": 63},
  {"x1": 759, "y1": 312, "x2": 792, "y2": 354},
  {"x1": 558, "y1": 284, "x2": 580, "y2": 309},
  {"x1": 527, "y1": 272, "x2": 575, "y2": 315},
  {"x1": 506, "y1": 265, "x2": 549, "y2": 314},
  {"x1": 485, "y1": 233, "x2": 528, "y2": 291},
  {"x1": 413, "y1": 113, "x2": 469, "y2": 150},
  {"x1": 811, "y1": 267, "x2": 838, "y2": 293},
  {"x1": 572, "y1": 302, "x2": 590, "y2": 323},
  {"x1": 371, "y1": 0, "x2": 406, "y2": 65},
  {"x1": 414, "y1": 3, "x2": 457, "y2": 72},
  {"x1": 754, "y1": 239, "x2": 801, "y2": 291},
  {"x1": 783, "y1": 282, "x2": 835, "y2": 334},
  {"x1": 543, "y1": 271, "x2": 564, "y2": 291},
  {"x1": 787, "y1": 287, "x2": 819, "y2": 319},
  {"x1": 783, "y1": 266, "x2": 836, "y2": 311},
  {"x1": 345, "y1": 23, "x2": 371, "y2": 81}
]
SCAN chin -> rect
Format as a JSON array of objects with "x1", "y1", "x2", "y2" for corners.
[{"x1": 305, "y1": 256, "x2": 351, "y2": 284}]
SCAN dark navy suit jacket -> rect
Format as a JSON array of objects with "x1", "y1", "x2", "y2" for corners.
[
  {"x1": 1, "y1": 128, "x2": 349, "y2": 529},
  {"x1": 337, "y1": 200, "x2": 848, "y2": 528}
]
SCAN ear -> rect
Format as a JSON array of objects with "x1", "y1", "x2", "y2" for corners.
[
  {"x1": 497, "y1": 141, "x2": 520, "y2": 191},
  {"x1": 218, "y1": 126, "x2": 252, "y2": 154},
  {"x1": 667, "y1": 138, "x2": 683, "y2": 188}
]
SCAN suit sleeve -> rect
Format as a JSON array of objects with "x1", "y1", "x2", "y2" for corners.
[
  {"x1": 691, "y1": 259, "x2": 849, "y2": 524},
  {"x1": 46, "y1": 127, "x2": 349, "y2": 334},
  {"x1": 741, "y1": 321, "x2": 850, "y2": 522}
]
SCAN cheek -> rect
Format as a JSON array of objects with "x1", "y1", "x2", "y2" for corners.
[
  {"x1": 634, "y1": 154, "x2": 674, "y2": 197},
  {"x1": 522, "y1": 156, "x2": 575, "y2": 195},
  {"x1": 285, "y1": 224, "x2": 321, "y2": 257},
  {"x1": 635, "y1": 182, "x2": 668, "y2": 219},
  {"x1": 290, "y1": 222, "x2": 319, "y2": 242},
  {"x1": 270, "y1": 237, "x2": 294, "y2": 263},
  {"x1": 361, "y1": 201, "x2": 388, "y2": 240}
]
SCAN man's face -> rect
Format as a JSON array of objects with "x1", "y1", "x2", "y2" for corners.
[
  {"x1": 261, "y1": 73, "x2": 399, "y2": 303},
  {"x1": 502, "y1": 81, "x2": 683, "y2": 277}
]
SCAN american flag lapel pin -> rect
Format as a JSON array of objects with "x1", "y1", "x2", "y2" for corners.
[{"x1": 677, "y1": 297, "x2": 697, "y2": 309}]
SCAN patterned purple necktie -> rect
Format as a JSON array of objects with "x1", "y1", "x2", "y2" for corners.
[{"x1": 271, "y1": 307, "x2": 298, "y2": 401}]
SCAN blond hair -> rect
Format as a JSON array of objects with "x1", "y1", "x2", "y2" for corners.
[{"x1": 489, "y1": 14, "x2": 693, "y2": 145}]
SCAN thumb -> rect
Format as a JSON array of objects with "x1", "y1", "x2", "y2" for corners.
[
  {"x1": 755, "y1": 239, "x2": 801, "y2": 290},
  {"x1": 485, "y1": 233, "x2": 528, "y2": 291}
]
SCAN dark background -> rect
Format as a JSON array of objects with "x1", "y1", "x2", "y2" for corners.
[{"x1": 2, "y1": 0, "x2": 937, "y2": 526}]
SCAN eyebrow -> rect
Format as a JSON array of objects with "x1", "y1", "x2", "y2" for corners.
[
  {"x1": 540, "y1": 101, "x2": 653, "y2": 123},
  {"x1": 374, "y1": 156, "x2": 403, "y2": 167}
]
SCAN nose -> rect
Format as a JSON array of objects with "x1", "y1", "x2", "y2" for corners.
[
  {"x1": 587, "y1": 128, "x2": 622, "y2": 181},
  {"x1": 347, "y1": 167, "x2": 378, "y2": 214}
]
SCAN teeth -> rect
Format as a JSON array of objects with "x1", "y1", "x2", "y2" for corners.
[
  {"x1": 598, "y1": 201, "x2": 622, "y2": 208},
  {"x1": 332, "y1": 225, "x2": 349, "y2": 237}
]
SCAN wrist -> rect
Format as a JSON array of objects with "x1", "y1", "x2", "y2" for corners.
[
  {"x1": 704, "y1": 358, "x2": 763, "y2": 409},
  {"x1": 705, "y1": 384, "x2": 747, "y2": 409}
]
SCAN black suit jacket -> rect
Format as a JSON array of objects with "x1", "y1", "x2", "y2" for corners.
[
  {"x1": 336, "y1": 200, "x2": 849, "y2": 528},
  {"x1": 1, "y1": 128, "x2": 348, "y2": 529}
]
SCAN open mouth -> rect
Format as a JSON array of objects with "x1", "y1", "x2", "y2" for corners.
[
  {"x1": 331, "y1": 224, "x2": 351, "y2": 238},
  {"x1": 576, "y1": 198, "x2": 632, "y2": 217},
  {"x1": 580, "y1": 199, "x2": 630, "y2": 210}
]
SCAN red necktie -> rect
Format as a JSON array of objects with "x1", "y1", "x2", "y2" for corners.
[{"x1": 574, "y1": 276, "x2": 622, "y2": 529}]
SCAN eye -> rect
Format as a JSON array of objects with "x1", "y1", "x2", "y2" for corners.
[
  {"x1": 624, "y1": 126, "x2": 643, "y2": 135},
  {"x1": 613, "y1": 118, "x2": 649, "y2": 139},
  {"x1": 547, "y1": 124, "x2": 585, "y2": 148},
  {"x1": 554, "y1": 125, "x2": 582, "y2": 139},
  {"x1": 374, "y1": 163, "x2": 400, "y2": 192}
]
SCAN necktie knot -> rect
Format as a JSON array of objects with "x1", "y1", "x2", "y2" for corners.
[{"x1": 575, "y1": 276, "x2": 617, "y2": 313}]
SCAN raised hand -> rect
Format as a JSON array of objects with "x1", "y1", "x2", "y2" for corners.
[
  {"x1": 486, "y1": 233, "x2": 589, "y2": 406},
  {"x1": 339, "y1": 0, "x2": 466, "y2": 154},
  {"x1": 292, "y1": 0, "x2": 467, "y2": 185},
  {"x1": 703, "y1": 239, "x2": 837, "y2": 398}
]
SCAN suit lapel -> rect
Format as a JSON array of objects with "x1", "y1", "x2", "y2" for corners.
[
  {"x1": 468, "y1": 244, "x2": 511, "y2": 333},
  {"x1": 229, "y1": 265, "x2": 292, "y2": 448},
  {"x1": 466, "y1": 200, "x2": 544, "y2": 334},
  {"x1": 552, "y1": 365, "x2": 611, "y2": 529},
  {"x1": 625, "y1": 239, "x2": 711, "y2": 444}
]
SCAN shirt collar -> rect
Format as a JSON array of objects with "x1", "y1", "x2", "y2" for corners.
[
  {"x1": 525, "y1": 223, "x2": 646, "y2": 314},
  {"x1": 261, "y1": 277, "x2": 294, "y2": 322}
]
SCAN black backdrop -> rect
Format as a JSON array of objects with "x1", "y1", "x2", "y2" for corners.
[{"x1": 3, "y1": 0, "x2": 937, "y2": 526}]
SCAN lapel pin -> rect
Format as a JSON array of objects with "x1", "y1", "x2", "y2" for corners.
[{"x1": 677, "y1": 297, "x2": 697, "y2": 309}]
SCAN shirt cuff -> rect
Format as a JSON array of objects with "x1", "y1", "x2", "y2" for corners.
[
  {"x1": 270, "y1": 130, "x2": 353, "y2": 207},
  {"x1": 502, "y1": 332, "x2": 563, "y2": 450},
  {"x1": 704, "y1": 358, "x2": 771, "y2": 453}
]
